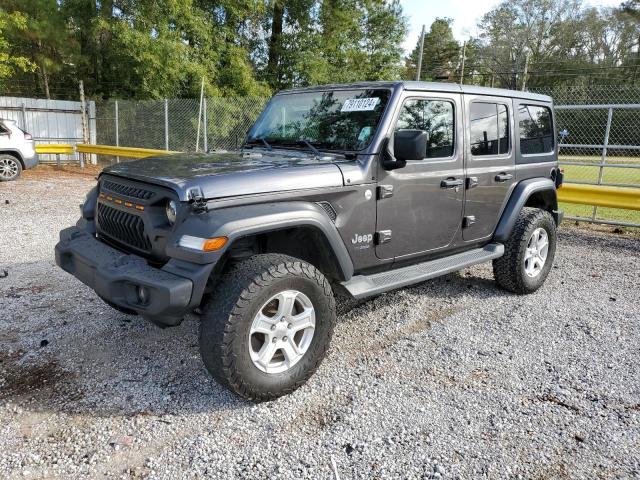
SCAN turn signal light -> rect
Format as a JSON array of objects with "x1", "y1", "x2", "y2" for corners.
[
  {"x1": 203, "y1": 237, "x2": 228, "y2": 252},
  {"x1": 178, "y1": 235, "x2": 228, "y2": 252}
]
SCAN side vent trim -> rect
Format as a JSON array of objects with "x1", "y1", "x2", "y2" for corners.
[{"x1": 316, "y1": 201, "x2": 337, "y2": 222}]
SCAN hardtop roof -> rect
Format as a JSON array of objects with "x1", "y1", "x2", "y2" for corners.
[{"x1": 279, "y1": 81, "x2": 552, "y2": 103}]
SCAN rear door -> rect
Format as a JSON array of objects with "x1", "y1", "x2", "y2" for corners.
[
  {"x1": 463, "y1": 96, "x2": 515, "y2": 241},
  {"x1": 0, "y1": 122, "x2": 11, "y2": 150},
  {"x1": 375, "y1": 92, "x2": 464, "y2": 259}
]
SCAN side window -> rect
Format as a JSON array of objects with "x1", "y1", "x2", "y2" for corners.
[
  {"x1": 519, "y1": 105, "x2": 553, "y2": 154},
  {"x1": 469, "y1": 102, "x2": 510, "y2": 156},
  {"x1": 395, "y1": 99, "x2": 454, "y2": 158}
]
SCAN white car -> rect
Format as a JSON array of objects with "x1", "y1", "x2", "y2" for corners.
[{"x1": 0, "y1": 119, "x2": 38, "y2": 181}]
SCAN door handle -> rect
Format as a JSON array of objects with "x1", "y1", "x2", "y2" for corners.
[
  {"x1": 495, "y1": 173, "x2": 513, "y2": 182},
  {"x1": 440, "y1": 178, "x2": 463, "y2": 189}
]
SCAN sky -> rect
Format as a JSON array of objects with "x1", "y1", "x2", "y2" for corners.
[{"x1": 400, "y1": 0, "x2": 625, "y2": 54}]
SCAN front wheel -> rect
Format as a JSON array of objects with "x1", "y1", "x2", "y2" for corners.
[
  {"x1": 493, "y1": 207, "x2": 557, "y2": 294},
  {"x1": 199, "y1": 254, "x2": 336, "y2": 401}
]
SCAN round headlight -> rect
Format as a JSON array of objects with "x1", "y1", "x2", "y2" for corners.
[{"x1": 166, "y1": 200, "x2": 177, "y2": 225}]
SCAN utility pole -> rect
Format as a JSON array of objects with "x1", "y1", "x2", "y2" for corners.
[
  {"x1": 415, "y1": 25, "x2": 425, "y2": 81},
  {"x1": 79, "y1": 80, "x2": 88, "y2": 168},
  {"x1": 459, "y1": 41, "x2": 467, "y2": 85},
  {"x1": 522, "y1": 51, "x2": 530, "y2": 91}
]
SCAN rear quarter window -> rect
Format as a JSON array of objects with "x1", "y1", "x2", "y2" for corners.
[{"x1": 518, "y1": 105, "x2": 553, "y2": 155}]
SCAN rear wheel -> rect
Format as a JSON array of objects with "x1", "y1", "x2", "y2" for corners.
[
  {"x1": 0, "y1": 155, "x2": 22, "y2": 181},
  {"x1": 199, "y1": 254, "x2": 336, "y2": 401},
  {"x1": 493, "y1": 207, "x2": 557, "y2": 294}
]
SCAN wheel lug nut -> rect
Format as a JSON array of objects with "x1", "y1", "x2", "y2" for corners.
[
  {"x1": 272, "y1": 337, "x2": 277, "y2": 343},
  {"x1": 282, "y1": 336, "x2": 288, "y2": 341},
  {"x1": 287, "y1": 323, "x2": 292, "y2": 329},
  {"x1": 270, "y1": 325, "x2": 276, "y2": 331}
]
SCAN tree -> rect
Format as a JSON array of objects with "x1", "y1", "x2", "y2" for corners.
[
  {"x1": 475, "y1": 0, "x2": 586, "y2": 89},
  {"x1": 471, "y1": 0, "x2": 640, "y2": 89},
  {"x1": 0, "y1": 9, "x2": 36, "y2": 90},
  {"x1": 404, "y1": 18, "x2": 459, "y2": 82},
  {"x1": 0, "y1": 0, "x2": 408, "y2": 99},
  {"x1": 302, "y1": 0, "x2": 407, "y2": 86}
]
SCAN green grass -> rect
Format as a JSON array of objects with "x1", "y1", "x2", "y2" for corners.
[
  {"x1": 560, "y1": 202, "x2": 640, "y2": 225},
  {"x1": 558, "y1": 155, "x2": 640, "y2": 225},
  {"x1": 559, "y1": 157, "x2": 640, "y2": 187}
]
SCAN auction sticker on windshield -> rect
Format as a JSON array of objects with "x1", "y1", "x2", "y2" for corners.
[{"x1": 341, "y1": 98, "x2": 380, "y2": 112}]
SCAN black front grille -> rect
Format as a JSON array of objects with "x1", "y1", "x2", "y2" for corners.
[
  {"x1": 96, "y1": 203, "x2": 151, "y2": 252},
  {"x1": 101, "y1": 179, "x2": 154, "y2": 200}
]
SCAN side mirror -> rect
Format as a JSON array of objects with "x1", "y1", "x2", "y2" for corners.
[{"x1": 394, "y1": 129, "x2": 428, "y2": 161}]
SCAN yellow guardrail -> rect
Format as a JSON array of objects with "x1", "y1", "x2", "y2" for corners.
[
  {"x1": 76, "y1": 144, "x2": 178, "y2": 159},
  {"x1": 35, "y1": 143, "x2": 75, "y2": 155},
  {"x1": 558, "y1": 184, "x2": 640, "y2": 211}
]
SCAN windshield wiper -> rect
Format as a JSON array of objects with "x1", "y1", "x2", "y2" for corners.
[
  {"x1": 296, "y1": 140, "x2": 321, "y2": 157},
  {"x1": 244, "y1": 137, "x2": 272, "y2": 151}
]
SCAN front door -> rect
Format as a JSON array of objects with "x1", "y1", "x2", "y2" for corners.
[
  {"x1": 375, "y1": 93, "x2": 464, "y2": 260},
  {"x1": 463, "y1": 96, "x2": 515, "y2": 241}
]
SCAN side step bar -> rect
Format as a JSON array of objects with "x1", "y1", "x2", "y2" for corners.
[{"x1": 341, "y1": 243, "x2": 504, "y2": 299}]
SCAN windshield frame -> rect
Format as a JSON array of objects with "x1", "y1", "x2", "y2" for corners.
[{"x1": 245, "y1": 87, "x2": 395, "y2": 155}]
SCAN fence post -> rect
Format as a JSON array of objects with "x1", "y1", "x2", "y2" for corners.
[
  {"x1": 115, "y1": 100, "x2": 120, "y2": 163},
  {"x1": 203, "y1": 97, "x2": 208, "y2": 153},
  {"x1": 592, "y1": 107, "x2": 613, "y2": 221},
  {"x1": 20, "y1": 103, "x2": 27, "y2": 131},
  {"x1": 164, "y1": 99, "x2": 169, "y2": 151},
  {"x1": 78, "y1": 81, "x2": 88, "y2": 168}
]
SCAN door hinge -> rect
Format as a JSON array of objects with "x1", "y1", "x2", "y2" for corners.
[
  {"x1": 376, "y1": 230, "x2": 392, "y2": 244},
  {"x1": 377, "y1": 185, "x2": 394, "y2": 199},
  {"x1": 463, "y1": 216, "x2": 476, "y2": 228}
]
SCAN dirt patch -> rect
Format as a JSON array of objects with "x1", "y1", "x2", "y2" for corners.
[
  {"x1": 1, "y1": 284, "x2": 48, "y2": 297},
  {"x1": 289, "y1": 393, "x2": 355, "y2": 435},
  {"x1": 23, "y1": 164, "x2": 104, "y2": 180},
  {"x1": 0, "y1": 356, "x2": 82, "y2": 405}
]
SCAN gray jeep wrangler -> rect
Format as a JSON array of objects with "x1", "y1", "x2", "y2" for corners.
[{"x1": 55, "y1": 81, "x2": 563, "y2": 401}]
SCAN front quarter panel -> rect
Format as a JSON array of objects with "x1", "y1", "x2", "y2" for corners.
[{"x1": 166, "y1": 201, "x2": 356, "y2": 280}]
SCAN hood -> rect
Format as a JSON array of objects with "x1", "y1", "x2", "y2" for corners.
[{"x1": 102, "y1": 151, "x2": 346, "y2": 201}]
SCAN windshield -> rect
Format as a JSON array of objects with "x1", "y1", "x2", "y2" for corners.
[{"x1": 247, "y1": 88, "x2": 391, "y2": 152}]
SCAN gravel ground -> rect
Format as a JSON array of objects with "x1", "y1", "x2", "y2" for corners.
[{"x1": 1, "y1": 167, "x2": 639, "y2": 479}]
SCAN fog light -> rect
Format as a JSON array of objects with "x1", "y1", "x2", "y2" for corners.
[{"x1": 137, "y1": 286, "x2": 149, "y2": 305}]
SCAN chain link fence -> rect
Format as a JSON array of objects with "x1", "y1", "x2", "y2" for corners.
[
  {"x1": 531, "y1": 86, "x2": 640, "y2": 227},
  {"x1": 94, "y1": 97, "x2": 268, "y2": 155}
]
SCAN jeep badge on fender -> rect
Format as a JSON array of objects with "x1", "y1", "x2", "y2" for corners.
[{"x1": 55, "y1": 82, "x2": 562, "y2": 401}]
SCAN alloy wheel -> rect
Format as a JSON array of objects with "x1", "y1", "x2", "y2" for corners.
[{"x1": 248, "y1": 290, "x2": 316, "y2": 374}]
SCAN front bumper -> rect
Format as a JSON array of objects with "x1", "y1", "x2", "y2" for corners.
[{"x1": 55, "y1": 226, "x2": 212, "y2": 326}]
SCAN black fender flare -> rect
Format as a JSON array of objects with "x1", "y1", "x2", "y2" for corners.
[
  {"x1": 493, "y1": 178, "x2": 558, "y2": 242},
  {"x1": 166, "y1": 201, "x2": 354, "y2": 281}
]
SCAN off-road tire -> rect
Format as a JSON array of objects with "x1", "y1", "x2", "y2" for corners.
[
  {"x1": 199, "y1": 254, "x2": 336, "y2": 401},
  {"x1": 493, "y1": 207, "x2": 557, "y2": 294},
  {"x1": 0, "y1": 154, "x2": 22, "y2": 181}
]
